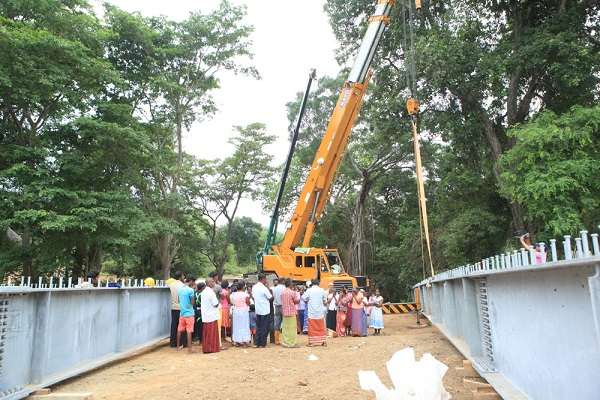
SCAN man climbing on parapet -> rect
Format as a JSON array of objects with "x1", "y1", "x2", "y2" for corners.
[
  {"x1": 79, "y1": 271, "x2": 99, "y2": 288},
  {"x1": 520, "y1": 234, "x2": 547, "y2": 264}
]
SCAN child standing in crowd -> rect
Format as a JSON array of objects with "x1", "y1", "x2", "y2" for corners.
[
  {"x1": 248, "y1": 303, "x2": 257, "y2": 343},
  {"x1": 248, "y1": 284, "x2": 255, "y2": 306}
]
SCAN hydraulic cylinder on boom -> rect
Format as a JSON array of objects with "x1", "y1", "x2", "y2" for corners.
[{"x1": 257, "y1": 0, "x2": 395, "y2": 290}]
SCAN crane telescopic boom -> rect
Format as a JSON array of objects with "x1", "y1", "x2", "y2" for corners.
[
  {"x1": 258, "y1": 0, "x2": 395, "y2": 290},
  {"x1": 258, "y1": 69, "x2": 317, "y2": 266},
  {"x1": 282, "y1": 0, "x2": 395, "y2": 250}
]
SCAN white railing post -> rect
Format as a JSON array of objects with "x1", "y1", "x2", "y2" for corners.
[
  {"x1": 575, "y1": 237, "x2": 583, "y2": 258},
  {"x1": 564, "y1": 236, "x2": 572, "y2": 260},
  {"x1": 529, "y1": 246, "x2": 536, "y2": 265},
  {"x1": 591, "y1": 233, "x2": 599, "y2": 256},
  {"x1": 550, "y1": 239, "x2": 558, "y2": 262},
  {"x1": 580, "y1": 231, "x2": 590, "y2": 257},
  {"x1": 521, "y1": 248, "x2": 528, "y2": 266}
]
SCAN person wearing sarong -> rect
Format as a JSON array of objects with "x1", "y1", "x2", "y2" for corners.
[
  {"x1": 231, "y1": 281, "x2": 251, "y2": 347},
  {"x1": 300, "y1": 283, "x2": 309, "y2": 333},
  {"x1": 351, "y1": 287, "x2": 364, "y2": 337},
  {"x1": 295, "y1": 285, "x2": 302, "y2": 333},
  {"x1": 302, "y1": 278, "x2": 327, "y2": 347},
  {"x1": 201, "y1": 276, "x2": 221, "y2": 353},
  {"x1": 336, "y1": 287, "x2": 349, "y2": 338},
  {"x1": 361, "y1": 290, "x2": 369, "y2": 337},
  {"x1": 369, "y1": 289, "x2": 384, "y2": 335},
  {"x1": 281, "y1": 278, "x2": 300, "y2": 348},
  {"x1": 303, "y1": 301, "x2": 309, "y2": 333}
]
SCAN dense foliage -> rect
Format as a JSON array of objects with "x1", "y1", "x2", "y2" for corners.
[
  {"x1": 0, "y1": 0, "x2": 264, "y2": 281},
  {"x1": 297, "y1": 0, "x2": 599, "y2": 300},
  {"x1": 1, "y1": 0, "x2": 598, "y2": 302}
]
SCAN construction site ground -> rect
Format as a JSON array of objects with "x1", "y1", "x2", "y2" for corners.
[{"x1": 48, "y1": 314, "x2": 480, "y2": 400}]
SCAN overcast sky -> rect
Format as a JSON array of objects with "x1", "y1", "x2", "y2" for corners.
[{"x1": 99, "y1": 0, "x2": 342, "y2": 226}]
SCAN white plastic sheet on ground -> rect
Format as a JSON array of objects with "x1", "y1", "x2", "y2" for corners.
[{"x1": 358, "y1": 347, "x2": 451, "y2": 400}]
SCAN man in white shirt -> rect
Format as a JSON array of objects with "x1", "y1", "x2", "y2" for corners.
[
  {"x1": 201, "y1": 277, "x2": 221, "y2": 353},
  {"x1": 326, "y1": 283, "x2": 338, "y2": 331},
  {"x1": 272, "y1": 277, "x2": 285, "y2": 345},
  {"x1": 252, "y1": 273, "x2": 273, "y2": 348}
]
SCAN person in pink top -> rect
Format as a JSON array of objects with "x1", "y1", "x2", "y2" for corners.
[
  {"x1": 336, "y1": 287, "x2": 349, "y2": 337},
  {"x1": 294, "y1": 284, "x2": 302, "y2": 333},
  {"x1": 220, "y1": 280, "x2": 231, "y2": 343},
  {"x1": 520, "y1": 234, "x2": 547, "y2": 264},
  {"x1": 351, "y1": 287, "x2": 364, "y2": 337},
  {"x1": 231, "y1": 281, "x2": 251, "y2": 347}
]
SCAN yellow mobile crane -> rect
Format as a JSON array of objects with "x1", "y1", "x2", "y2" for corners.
[{"x1": 257, "y1": 0, "x2": 395, "y2": 290}]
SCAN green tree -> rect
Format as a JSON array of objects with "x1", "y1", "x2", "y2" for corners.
[
  {"x1": 191, "y1": 123, "x2": 276, "y2": 280},
  {"x1": 414, "y1": 0, "x2": 600, "y2": 230},
  {"x1": 230, "y1": 216, "x2": 263, "y2": 268},
  {"x1": 322, "y1": 0, "x2": 600, "y2": 274},
  {"x1": 0, "y1": 0, "x2": 117, "y2": 278},
  {"x1": 104, "y1": 1, "x2": 258, "y2": 278},
  {"x1": 499, "y1": 106, "x2": 600, "y2": 237}
]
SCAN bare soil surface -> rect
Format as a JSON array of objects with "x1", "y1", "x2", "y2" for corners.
[{"x1": 50, "y1": 314, "x2": 472, "y2": 400}]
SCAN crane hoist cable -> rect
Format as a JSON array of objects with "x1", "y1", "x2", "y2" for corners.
[{"x1": 403, "y1": 0, "x2": 435, "y2": 279}]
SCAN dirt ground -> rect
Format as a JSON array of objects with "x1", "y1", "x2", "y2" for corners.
[{"x1": 50, "y1": 314, "x2": 473, "y2": 400}]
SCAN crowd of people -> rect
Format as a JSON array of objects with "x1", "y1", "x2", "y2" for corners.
[{"x1": 169, "y1": 271, "x2": 385, "y2": 354}]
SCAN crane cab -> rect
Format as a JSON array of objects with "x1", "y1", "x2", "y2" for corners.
[{"x1": 262, "y1": 245, "x2": 357, "y2": 291}]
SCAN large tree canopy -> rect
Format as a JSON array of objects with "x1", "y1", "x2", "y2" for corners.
[
  {"x1": 2, "y1": 0, "x2": 598, "y2": 302},
  {"x1": 0, "y1": 0, "x2": 261, "y2": 281}
]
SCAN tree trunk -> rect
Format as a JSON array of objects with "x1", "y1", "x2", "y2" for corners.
[
  {"x1": 157, "y1": 233, "x2": 176, "y2": 279},
  {"x1": 22, "y1": 226, "x2": 32, "y2": 277},
  {"x1": 347, "y1": 168, "x2": 374, "y2": 277},
  {"x1": 92, "y1": 245, "x2": 102, "y2": 272}
]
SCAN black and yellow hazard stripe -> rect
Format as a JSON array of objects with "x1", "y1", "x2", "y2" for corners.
[{"x1": 382, "y1": 302, "x2": 420, "y2": 314}]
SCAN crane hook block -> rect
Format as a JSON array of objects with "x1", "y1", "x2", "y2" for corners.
[{"x1": 406, "y1": 98, "x2": 419, "y2": 115}]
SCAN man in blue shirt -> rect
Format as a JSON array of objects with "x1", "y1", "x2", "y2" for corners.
[
  {"x1": 252, "y1": 273, "x2": 273, "y2": 348},
  {"x1": 177, "y1": 275, "x2": 197, "y2": 353}
]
